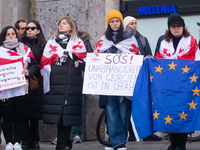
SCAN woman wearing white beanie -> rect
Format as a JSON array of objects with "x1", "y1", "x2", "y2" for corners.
[
  {"x1": 123, "y1": 16, "x2": 152, "y2": 57},
  {"x1": 123, "y1": 16, "x2": 163, "y2": 142},
  {"x1": 123, "y1": 16, "x2": 137, "y2": 30}
]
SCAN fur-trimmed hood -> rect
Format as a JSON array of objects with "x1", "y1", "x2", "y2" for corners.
[
  {"x1": 123, "y1": 28, "x2": 136, "y2": 40},
  {"x1": 78, "y1": 31, "x2": 90, "y2": 43}
]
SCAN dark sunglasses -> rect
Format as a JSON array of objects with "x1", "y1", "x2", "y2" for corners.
[{"x1": 26, "y1": 27, "x2": 37, "y2": 31}]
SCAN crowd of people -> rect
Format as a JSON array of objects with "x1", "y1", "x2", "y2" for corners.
[{"x1": 0, "y1": 9, "x2": 199, "y2": 150}]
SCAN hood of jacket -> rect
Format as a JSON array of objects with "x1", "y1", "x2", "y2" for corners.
[
  {"x1": 123, "y1": 28, "x2": 143, "y2": 40},
  {"x1": 78, "y1": 31, "x2": 90, "y2": 43}
]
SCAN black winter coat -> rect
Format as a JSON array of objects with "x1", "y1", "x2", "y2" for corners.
[
  {"x1": 21, "y1": 36, "x2": 45, "y2": 119},
  {"x1": 154, "y1": 35, "x2": 165, "y2": 56},
  {"x1": 43, "y1": 51, "x2": 84, "y2": 126}
]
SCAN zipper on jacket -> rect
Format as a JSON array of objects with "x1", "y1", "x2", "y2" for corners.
[
  {"x1": 64, "y1": 100, "x2": 67, "y2": 105},
  {"x1": 64, "y1": 57, "x2": 72, "y2": 105}
]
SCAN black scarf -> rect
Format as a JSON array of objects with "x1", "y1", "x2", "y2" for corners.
[{"x1": 55, "y1": 33, "x2": 71, "y2": 49}]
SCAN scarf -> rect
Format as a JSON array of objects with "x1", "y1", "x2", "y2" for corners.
[
  {"x1": 55, "y1": 33, "x2": 71, "y2": 49},
  {"x1": 3, "y1": 38, "x2": 20, "y2": 50},
  {"x1": 95, "y1": 35, "x2": 140, "y2": 55},
  {"x1": 155, "y1": 36, "x2": 200, "y2": 60}
]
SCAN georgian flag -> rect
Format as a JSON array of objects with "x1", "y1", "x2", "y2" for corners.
[
  {"x1": 95, "y1": 35, "x2": 140, "y2": 55},
  {"x1": 40, "y1": 36, "x2": 87, "y2": 94},
  {"x1": 155, "y1": 36, "x2": 200, "y2": 60},
  {"x1": 0, "y1": 44, "x2": 35, "y2": 99}
]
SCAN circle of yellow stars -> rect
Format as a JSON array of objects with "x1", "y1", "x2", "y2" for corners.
[{"x1": 151, "y1": 61, "x2": 198, "y2": 125}]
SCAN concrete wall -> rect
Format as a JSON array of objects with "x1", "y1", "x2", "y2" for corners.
[
  {"x1": 36, "y1": 0, "x2": 106, "y2": 49},
  {"x1": 0, "y1": 0, "x2": 29, "y2": 30}
]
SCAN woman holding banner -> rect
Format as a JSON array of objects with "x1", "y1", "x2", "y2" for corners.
[
  {"x1": 0, "y1": 26, "x2": 37, "y2": 150},
  {"x1": 41, "y1": 17, "x2": 87, "y2": 150},
  {"x1": 93, "y1": 10, "x2": 141, "y2": 150},
  {"x1": 154, "y1": 13, "x2": 200, "y2": 150}
]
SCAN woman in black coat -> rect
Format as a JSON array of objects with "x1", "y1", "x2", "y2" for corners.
[
  {"x1": 20, "y1": 20, "x2": 46, "y2": 150},
  {"x1": 41, "y1": 17, "x2": 86, "y2": 150}
]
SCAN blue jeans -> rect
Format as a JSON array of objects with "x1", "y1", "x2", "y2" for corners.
[
  {"x1": 72, "y1": 95, "x2": 84, "y2": 137},
  {"x1": 106, "y1": 96, "x2": 129, "y2": 148}
]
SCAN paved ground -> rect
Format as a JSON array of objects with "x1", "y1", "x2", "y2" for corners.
[{"x1": 0, "y1": 138, "x2": 200, "y2": 150}]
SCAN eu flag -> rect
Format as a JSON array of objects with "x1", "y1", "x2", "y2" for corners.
[{"x1": 131, "y1": 58, "x2": 200, "y2": 141}]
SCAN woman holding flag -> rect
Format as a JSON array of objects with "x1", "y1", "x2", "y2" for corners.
[
  {"x1": 94, "y1": 10, "x2": 141, "y2": 150},
  {"x1": 154, "y1": 13, "x2": 200, "y2": 150},
  {"x1": 40, "y1": 17, "x2": 87, "y2": 150},
  {"x1": 0, "y1": 26, "x2": 37, "y2": 150},
  {"x1": 20, "y1": 20, "x2": 46, "y2": 150}
]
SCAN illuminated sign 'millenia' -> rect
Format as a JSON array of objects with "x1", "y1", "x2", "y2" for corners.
[{"x1": 138, "y1": 5, "x2": 177, "y2": 15}]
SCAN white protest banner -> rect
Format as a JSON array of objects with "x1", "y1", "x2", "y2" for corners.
[
  {"x1": 0, "y1": 62, "x2": 26, "y2": 91},
  {"x1": 83, "y1": 53, "x2": 144, "y2": 96}
]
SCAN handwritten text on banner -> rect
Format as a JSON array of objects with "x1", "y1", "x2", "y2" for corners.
[
  {"x1": 0, "y1": 62, "x2": 26, "y2": 91},
  {"x1": 83, "y1": 53, "x2": 144, "y2": 96}
]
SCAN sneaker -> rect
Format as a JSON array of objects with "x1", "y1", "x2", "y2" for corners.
[
  {"x1": 155, "y1": 132, "x2": 169, "y2": 139},
  {"x1": 51, "y1": 137, "x2": 57, "y2": 145},
  {"x1": 115, "y1": 144, "x2": 127, "y2": 150},
  {"x1": 168, "y1": 145, "x2": 176, "y2": 150},
  {"x1": 143, "y1": 134, "x2": 162, "y2": 141},
  {"x1": 62, "y1": 146, "x2": 72, "y2": 150},
  {"x1": 13, "y1": 142, "x2": 22, "y2": 150},
  {"x1": 73, "y1": 135, "x2": 82, "y2": 143},
  {"x1": 117, "y1": 148, "x2": 127, "y2": 150},
  {"x1": 105, "y1": 146, "x2": 114, "y2": 150},
  {"x1": 5, "y1": 142, "x2": 13, "y2": 150},
  {"x1": 175, "y1": 146, "x2": 186, "y2": 150}
]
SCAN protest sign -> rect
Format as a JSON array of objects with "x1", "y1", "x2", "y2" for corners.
[
  {"x1": 83, "y1": 53, "x2": 143, "y2": 96},
  {"x1": 0, "y1": 62, "x2": 26, "y2": 91}
]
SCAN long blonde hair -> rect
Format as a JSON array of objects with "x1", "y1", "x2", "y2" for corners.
[{"x1": 51, "y1": 17, "x2": 77, "y2": 41}]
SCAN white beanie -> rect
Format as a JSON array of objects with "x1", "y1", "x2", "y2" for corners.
[{"x1": 123, "y1": 16, "x2": 137, "y2": 29}]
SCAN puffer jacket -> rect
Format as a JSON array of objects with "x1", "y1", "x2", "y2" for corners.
[{"x1": 43, "y1": 50, "x2": 84, "y2": 126}]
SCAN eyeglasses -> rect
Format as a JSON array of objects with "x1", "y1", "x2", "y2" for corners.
[
  {"x1": 26, "y1": 27, "x2": 37, "y2": 31},
  {"x1": 19, "y1": 27, "x2": 26, "y2": 30}
]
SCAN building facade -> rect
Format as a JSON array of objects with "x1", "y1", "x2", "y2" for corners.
[{"x1": 120, "y1": 0, "x2": 200, "y2": 54}]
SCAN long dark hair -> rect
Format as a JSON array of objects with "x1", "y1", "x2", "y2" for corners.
[
  {"x1": 21, "y1": 20, "x2": 47, "y2": 60},
  {"x1": 164, "y1": 27, "x2": 190, "y2": 42},
  {"x1": 0, "y1": 26, "x2": 19, "y2": 46},
  {"x1": 105, "y1": 24, "x2": 123, "y2": 44}
]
